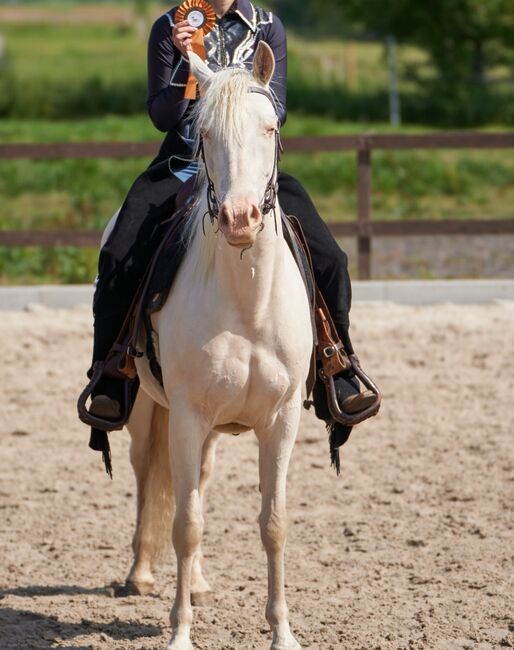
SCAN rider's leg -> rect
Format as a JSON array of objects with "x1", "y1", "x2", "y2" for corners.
[
  {"x1": 277, "y1": 171, "x2": 375, "y2": 418},
  {"x1": 87, "y1": 160, "x2": 183, "y2": 414},
  {"x1": 277, "y1": 172, "x2": 352, "y2": 346}
]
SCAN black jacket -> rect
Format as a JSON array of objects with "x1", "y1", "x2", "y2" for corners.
[{"x1": 146, "y1": 0, "x2": 287, "y2": 159}]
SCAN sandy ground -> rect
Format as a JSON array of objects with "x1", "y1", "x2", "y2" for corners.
[{"x1": 0, "y1": 301, "x2": 513, "y2": 650}]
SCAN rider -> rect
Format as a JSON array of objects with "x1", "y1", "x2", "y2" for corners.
[{"x1": 86, "y1": 0, "x2": 375, "y2": 448}]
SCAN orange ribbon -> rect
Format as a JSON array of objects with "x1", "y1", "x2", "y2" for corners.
[{"x1": 175, "y1": 0, "x2": 216, "y2": 100}]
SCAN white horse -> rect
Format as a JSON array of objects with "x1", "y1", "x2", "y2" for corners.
[{"x1": 124, "y1": 43, "x2": 312, "y2": 650}]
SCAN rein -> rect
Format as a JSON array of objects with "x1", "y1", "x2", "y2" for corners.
[{"x1": 199, "y1": 85, "x2": 283, "y2": 231}]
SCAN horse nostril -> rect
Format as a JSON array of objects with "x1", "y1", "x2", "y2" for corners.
[
  {"x1": 250, "y1": 205, "x2": 261, "y2": 224},
  {"x1": 219, "y1": 204, "x2": 231, "y2": 228}
]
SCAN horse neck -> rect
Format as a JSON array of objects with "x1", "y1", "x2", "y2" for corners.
[{"x1": 213, "y1": 207, "x2": 287, "y2": 326}]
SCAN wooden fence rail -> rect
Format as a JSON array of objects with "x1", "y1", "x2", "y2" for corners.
[{"x1": 1, "y1": 131, "x2": 514, "y2": 279}]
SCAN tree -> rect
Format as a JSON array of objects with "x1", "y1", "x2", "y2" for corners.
[{"x1": 310, "y1": 0, "x2": 514, "y2": 86}]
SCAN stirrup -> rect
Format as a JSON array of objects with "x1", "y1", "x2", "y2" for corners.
[
  {"x1": 77, "y1": 361, "x2": 131, "y2": 431},
  {"x1": 320, "y1": 354, "x2": 382, "y2": 426}
]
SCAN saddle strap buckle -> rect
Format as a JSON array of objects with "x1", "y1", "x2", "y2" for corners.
[
  {"x1": 321, "y1": 343, "x2": 342, "y2": 359},
  {"x1": 127, "y1": 345, "x2": 144, "y2": 359}
]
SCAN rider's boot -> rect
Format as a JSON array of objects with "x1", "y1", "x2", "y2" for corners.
[
  {"x1": 86, "y1": 310, "x2": 127, "y2": 422},
  {"x1": 89, "y1": 388, "x2": 122, "y2": 420},
  {"x1": 311, "y1": 327, "x2": 375, "y2": 470},
  {"x1": 333, "y1": 328, "x2": 376, "y2": 412}
]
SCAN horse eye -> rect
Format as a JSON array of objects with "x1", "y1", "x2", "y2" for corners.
[{"x1": 265, "y1": 126, "x2": 276, "y2": 136}]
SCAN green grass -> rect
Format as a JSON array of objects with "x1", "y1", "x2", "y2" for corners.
[
  {"x1": 2, "y1": 22, "x2": 142, "y2": 82},
  {"x1": 0, "y1": 21, "x2": 146, "y2": 119}
]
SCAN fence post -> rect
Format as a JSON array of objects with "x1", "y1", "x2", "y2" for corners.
[{"x1": 357, "y1": 140, "x2": 372, "y2": 279}]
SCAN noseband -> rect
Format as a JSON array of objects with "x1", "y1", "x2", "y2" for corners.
[{"x1": 199, "y1": 86, "x2": 283, "y2": 228}]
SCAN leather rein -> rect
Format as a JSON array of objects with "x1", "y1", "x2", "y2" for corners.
[{"x1": 199, "y1": 85, "x2": 283, "y2": 229}]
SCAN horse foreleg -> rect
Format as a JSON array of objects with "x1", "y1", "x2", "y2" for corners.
[
  {"x1": 255, "y1": 398, "x2": 303, "y2": 650},
  {"x1": 191, "y1": 431, "x2": 219, "y2": 606},
  {"x1": 167, "y1": 408, "x2": 208, "y2": 650}
]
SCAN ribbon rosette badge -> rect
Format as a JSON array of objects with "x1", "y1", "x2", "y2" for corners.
[{"x1": 176, "y1": 0, "x2": 216, "y2": 99}]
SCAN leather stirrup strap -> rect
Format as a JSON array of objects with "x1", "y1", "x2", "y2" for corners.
[{"x1": 314, "y1": 286, "x2": 352, "y2": 376}]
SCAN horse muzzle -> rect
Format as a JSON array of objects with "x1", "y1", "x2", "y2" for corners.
[{"x1": 218, "y1": 200, "x2": 262, "y2": 248}]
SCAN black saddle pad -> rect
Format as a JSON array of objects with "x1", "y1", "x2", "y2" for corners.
[{"x1": 144, "y1": 207, "x2": 191, "y2": 314}]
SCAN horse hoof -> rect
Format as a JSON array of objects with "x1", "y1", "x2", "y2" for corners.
[
  {"x1": 270, "y1": 632, "x2": 302, "y2": 650},
  {"x1": 113, "y1": 580, "x2": 154, "y2": 597},
  {"x1": 191, "y1": 590, "x2": 215, "y2": 607}
]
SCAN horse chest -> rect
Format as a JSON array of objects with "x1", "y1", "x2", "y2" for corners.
[
  {"x1": 177, "y1": 331, "x2": 295, "y2": 423},
  {"x1": 208, "y1": 335, "x2": 289, "y2": 397},
  {"x1": 155, "y1": 239, "x2": 313, "y2": 425}
]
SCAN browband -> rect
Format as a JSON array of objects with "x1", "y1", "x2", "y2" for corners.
[{"x1": 248, "y1": 86, "x2": 279, "y2": 117}]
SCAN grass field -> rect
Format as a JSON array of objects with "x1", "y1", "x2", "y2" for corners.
[{"x1": 0, "y1": 5, "x2": 513, "y2": 283}]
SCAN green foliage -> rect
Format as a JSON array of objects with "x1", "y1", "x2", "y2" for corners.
[
  {"x1": 287, "y1": 46, "x2": 514, "y2": 125},
  {"x1": 334, "y1": 0, "x2": 514, "y2": 77},
  {"x1": 0, "y1": 246, "x2": 98, "y2": 284},
  {"x1": 295, "y1": 0, "x2": 514, "y2": 88},
  {"x1": 272, "y1": 0, "x2": 514, "y2": 123}
]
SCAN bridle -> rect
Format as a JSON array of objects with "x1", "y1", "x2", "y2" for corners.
[{"x1": 199, "y1": 85, "x2": 283, "y2": 230}]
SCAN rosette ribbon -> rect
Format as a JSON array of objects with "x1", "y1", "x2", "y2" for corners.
[{"x1": 176, "y1": 0, "x2": 216, "y2": 99}]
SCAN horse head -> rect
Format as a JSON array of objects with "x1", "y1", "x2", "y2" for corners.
[{"x1": 189, "y1": 42, "x2": 279, "y2": 249}]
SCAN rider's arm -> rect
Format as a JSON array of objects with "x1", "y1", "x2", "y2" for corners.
[
  {"x1": 263, "y1": 14, "x2": 288, "y2": 127},
  {"x1": 147, "y1": 13, "x2": 190, "y2": 132}
]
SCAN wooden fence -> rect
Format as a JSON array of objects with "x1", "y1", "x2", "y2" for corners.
[{"x1": 1, "y1": 131, "x2": 514, "y2": 279}]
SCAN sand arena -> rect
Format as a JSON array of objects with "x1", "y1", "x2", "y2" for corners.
[{"x1": 0, "y1": 302, "x2": 512, "y2": 649}]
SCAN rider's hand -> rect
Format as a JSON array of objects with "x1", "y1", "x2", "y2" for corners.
[{"x1": 172, "y1": 21, "x2": 197, "y2": 57}]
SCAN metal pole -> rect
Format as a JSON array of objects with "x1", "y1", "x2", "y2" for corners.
[
  {"x1": 387, "y1": 35, "x2": 401, "y2": 127},
  {"x1": 357, "y1": 144, "x2": 372, "y2": 280}
]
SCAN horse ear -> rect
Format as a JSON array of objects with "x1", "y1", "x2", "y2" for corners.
[
  {"x1": 253, "y1": 41, "x2": 275, "y2": 87},
  {"x1": 188, "y1": 51, "x2": 214, "y2": 90}
]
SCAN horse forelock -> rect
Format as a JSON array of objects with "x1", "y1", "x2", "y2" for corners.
[{"x1": 191, "y1": 67, "x2": 256, "y2": 147}]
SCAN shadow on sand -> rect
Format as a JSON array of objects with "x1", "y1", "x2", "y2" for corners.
[
  {"x1": 0, "y1": 585, "x2": 163, "y2": 649},
  {"x1": 0, "y1": 584, "x2": 107, "y2": 598}
]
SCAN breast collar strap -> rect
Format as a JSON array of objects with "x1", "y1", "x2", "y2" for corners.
[{"x1": 200, "y1": 85, "x2": 283, "y2": 226}]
